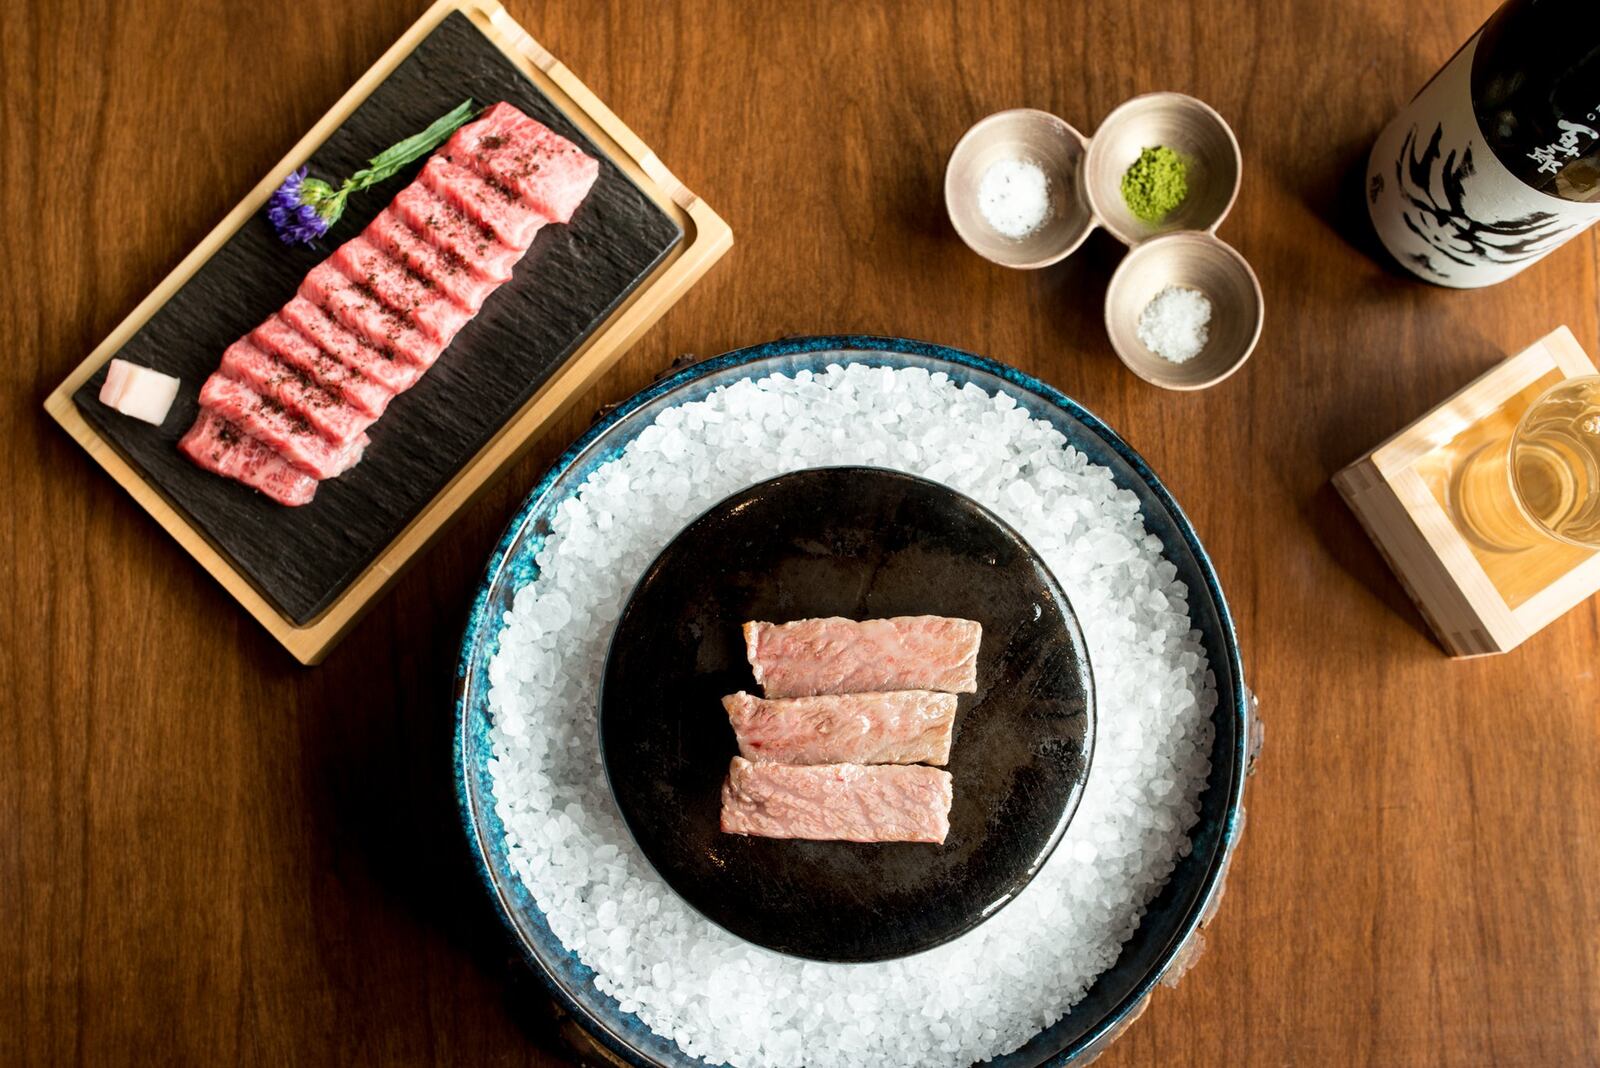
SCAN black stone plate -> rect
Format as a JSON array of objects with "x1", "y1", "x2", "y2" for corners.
[
  {"x1": 599, "y1": 467, "x2": 1096, "y2": 963},
  {"x1": 72, "y1": 11, "x2": 682, "y2": 625}
]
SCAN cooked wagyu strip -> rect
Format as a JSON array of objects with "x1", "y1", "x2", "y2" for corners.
[
  {"x1": 300, "y1": 262, "x2": 446, "y2": 369},
  {"x1": 743, "y1": 616, "x2": 982, "y2": 698},
  {"x1": 179, "y1": 411, "x2": 319, "y2": 507},
  {"x1": 180, "y1": 101, "x2": 599, "y2": 504},
  {"x1": 198, "y1": 375, "x2": 368, "y2": 478},
  {"x1": 723, "y1": 690, "x2": 958, "y2": 766},
  {"x1": 419, "y1": 155, "x2": 548, "y2": 249},
  {"x1": 720, "y1": 758, "x2": 954, "y2": 844},
  {"x1": 330, "y1": 236, "x2": 475, "y2": 343},
  {"x1": 445, "y1": 102, "x2": 600, "y2": 223},
  {"x1": 278, "y1": 298, "x2": 422, "y2": 395},
  {"x1": 390, "y1": 185, "x2": 524, "y2": 280},
  {"x1": 251, "y1": 315, "x2": 392, "y2": 417},
  {"x1": 218, "y1": 340, "x2": 376, "y2": 444},
  {"x1": 365, "y1": 208, "x2": 500, "y2": 311}
]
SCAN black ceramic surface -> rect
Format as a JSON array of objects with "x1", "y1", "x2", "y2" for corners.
[
  {"x1": 600, "y1": 467, "x2": 1095, "y2": 963},
  {"x1": 73, "y1": 11, "x2": 682, "y2": 624}
]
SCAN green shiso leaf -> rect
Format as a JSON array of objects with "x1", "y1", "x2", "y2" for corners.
[{"x1": 347, "y1": 99, "x2": 477, "y2": 191}]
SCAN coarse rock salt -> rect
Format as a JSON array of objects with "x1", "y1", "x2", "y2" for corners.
[
  {"x1": 1136, "y1": 285, "x2": 1212, "y2": 364},
  {"x1": 486, "y1": 363, "x2": 1218, "y2": 1068}
]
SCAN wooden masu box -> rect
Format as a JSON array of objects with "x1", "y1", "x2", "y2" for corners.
[
  {"x1": 1335, "y1": 326, "x2": 1600, "y2": 657},
  {"x1": 42, "y1": 0, "x2": 732, "y2": 665}
]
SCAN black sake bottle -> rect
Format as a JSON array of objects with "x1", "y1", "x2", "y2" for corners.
[{"x1": 1367, "y1": 0, "x2": 1600, "y2": 287}]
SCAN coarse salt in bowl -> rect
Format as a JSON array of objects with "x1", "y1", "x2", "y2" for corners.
[
  {"x1": 1137, "y1": 286, "x2": 1213, "y2": 365},
  {"x1": 1104, "y1": 233, "x2": 1263, "y2": 391},
  {"x1": 946, "y1": 110, "x2": 1094, "y2": 269},
  {"x1": 455, "y1": 336, "x2": 1251, "y2": 1068}
]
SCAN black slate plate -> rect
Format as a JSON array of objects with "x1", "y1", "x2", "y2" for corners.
[
  {"x1": 73, "y1": 11, "x2": 682, "y2": 624},
  {"x1": 599, "y1": 467, "x2": 1096, "y2": 963}
]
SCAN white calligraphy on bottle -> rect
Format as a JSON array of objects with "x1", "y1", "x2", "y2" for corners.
[
  {"x1": 1527, "y1": 118, "x2": 1598, "y2": 175},
  {"x1": 1367, "y1": 41, "x2": 1600, "y2": 287}
]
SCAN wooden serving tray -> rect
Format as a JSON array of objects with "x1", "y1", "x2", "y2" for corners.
[
  {"x1": 1335, "y1": 327, "x2": 1600, "y2": 657},
  {"x1": 43, "y1": 0, "x2": 732, "y2": 665}
]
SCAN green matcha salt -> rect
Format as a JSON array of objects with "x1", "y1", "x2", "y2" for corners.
[{"x1": 1121, "y1": 146, "x2": 1188, "y2": 223}]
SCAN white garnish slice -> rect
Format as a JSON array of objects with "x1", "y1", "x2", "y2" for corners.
[{"x1": 99, "y1": 358, "x2": 181, "y2": 425}]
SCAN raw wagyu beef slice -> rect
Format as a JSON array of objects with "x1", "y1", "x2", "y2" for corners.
[
  {"x1": 743, "y1": 616, "x2": 982, "y2": 698},
  {"x1": 722, "y1": 690, "x2": 958, "y2": 766},
  {"x1": 719, "y1": 758, "x2": 954, "y2": 844}
]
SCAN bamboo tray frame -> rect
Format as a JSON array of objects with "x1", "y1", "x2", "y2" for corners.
[
  {"x1": 1334, "y1": 327, "x2": 1600, "y2": 657},
  {"x1": 43, "y1": 0, "x2": 732, "y2": 665}
]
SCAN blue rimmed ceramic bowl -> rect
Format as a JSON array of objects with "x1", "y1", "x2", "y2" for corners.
[{"x1": 454, "y1": 336, "x2": 1252, "y2": 1068}]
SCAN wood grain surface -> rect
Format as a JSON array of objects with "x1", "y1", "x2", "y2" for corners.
[{"x1": 4, "y1": 0, "x2": 1598, "y2": 1065}]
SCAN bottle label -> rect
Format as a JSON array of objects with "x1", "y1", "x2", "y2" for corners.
[{"x1": 1366, "y1": 33, "x2": 1600, "y2": 288}]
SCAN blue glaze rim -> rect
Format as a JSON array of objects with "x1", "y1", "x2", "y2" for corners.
[{"x1": 453, "y1": 335, "x2": 1250, "y2": 1068}]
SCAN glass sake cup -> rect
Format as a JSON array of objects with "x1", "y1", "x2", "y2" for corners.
[{"x1": 1453, "y1": 375, "x2": 1600, "y2": 552}]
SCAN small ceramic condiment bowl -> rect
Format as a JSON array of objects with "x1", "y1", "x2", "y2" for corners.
[
  {"x1": 945, "y1": 109, "x2": 1093, "y2": 269},
  {"x1": 1103, "y1": 231, "x2": 1263, "y2": 391},
  {"x1": 1082, "y1": 92, "x2": 1242, "y2": 247}
]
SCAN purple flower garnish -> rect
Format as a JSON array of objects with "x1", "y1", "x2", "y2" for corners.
[
  {"x1": 266, "y1": 167, "x2": 333, "y2": 246},
  {"x1": 263, "y1": 100, "x2": 477, "y2": 247}
]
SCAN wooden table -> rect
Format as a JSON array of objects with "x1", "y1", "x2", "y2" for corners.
[{"x1": 6, "y1": 1, "x2": 1598, "y2": 1063}]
